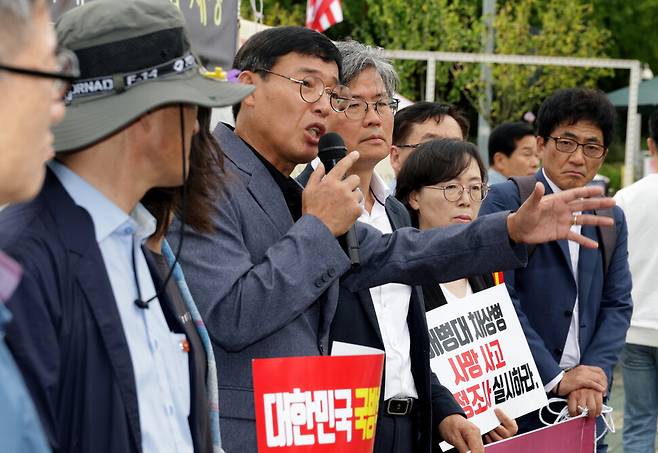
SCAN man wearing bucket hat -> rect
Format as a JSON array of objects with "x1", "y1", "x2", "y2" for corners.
[{"x1": 0, "y1": 0, "x2": 252, "y2": 452}]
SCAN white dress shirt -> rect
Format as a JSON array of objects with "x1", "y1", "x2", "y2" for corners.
[
  {"x1": 359, "y1": 172, "x2": 418, "y2": 400},
  {"x1": 50, "y1": 161, "x2": 193, "y2": 453},
  {"x1": 543, "y1": 169, "x2": 581, "y2": 392}
]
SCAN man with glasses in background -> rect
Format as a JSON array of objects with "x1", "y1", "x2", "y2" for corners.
[
  {"x1": 318, "y1": 41, "x2": 491, "y2": 453},
  {"x1": 316, "y1": 41, "x2": 522, "y2": 453},
  {"x1": 0, "y1": 0, "x2": 77, "y2": 451},
  {"x1": 480, "y1": 88, "x2": 633, "y2": 452},
  {"x1": 391, "y1": 101, "x2": 469, "y2": 176}
]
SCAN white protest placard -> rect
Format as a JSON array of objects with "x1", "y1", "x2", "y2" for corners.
[{"x1": 426, "y1": 284, "x2": 548, "y2": 449}]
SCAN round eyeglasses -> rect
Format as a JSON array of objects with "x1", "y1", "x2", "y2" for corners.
[
  {"x1": 394, "y1": 142, "x2": 421, "y2": 150},
  {"x1": 547, "y1": 136, "x2": 607, "y2": 159},
  {"x1": 257, "y1": 68, "x2": 351, "y2": 113},
  {"x1": 425, "y1": 183, "x2": 489, "y2": 202},
  {"x1": 0, "y1": 48, "x2": 79, "y2": 98},
  {"x1": 343, "y1": 97, "x2": 400, "y2": 121}
]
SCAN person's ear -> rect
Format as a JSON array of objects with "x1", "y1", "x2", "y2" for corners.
[
  {"x1": 536, "y1": 135, "x2": 547, "y2": 154},
  {"x1": 648, "y1": 137, "x2": 657, "y2": 158},
  {"x1": 408, "y1": 189, "x2": 421, "y2": 211},
  {"x1": 238, "y1": 70, "x2": 258, "y2": 109},
  {"x1": 390, "y1": 146, "x2": 402, "y2": 175},
  {"x1": 492, "y1": 151, "x2": 506, "y2": 170},
  {"x1": 238, "y1": 70, "x2": 255, "y2": 84}
]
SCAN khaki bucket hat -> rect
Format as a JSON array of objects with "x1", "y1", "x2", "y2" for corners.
[{"x1": 53, "y1": 0, "x2": 253, "y2": 152}]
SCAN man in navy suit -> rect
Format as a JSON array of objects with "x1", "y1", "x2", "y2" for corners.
[{"x1": 480, "y1": 88, "x2": 633, "y2": 451}]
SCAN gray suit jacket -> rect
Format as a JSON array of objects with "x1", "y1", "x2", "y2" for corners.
[{"x1": 169, "y1": 123, "x2": 527, "y2": 452}]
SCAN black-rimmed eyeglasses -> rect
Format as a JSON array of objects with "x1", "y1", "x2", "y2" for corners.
[
  {"x1": 257, "y1": 68, "x2": 351, "y2": 113},
  {"x1": 425, "y1": 183, "x2": 489, "y2": 202},
  {"x1": 0, "y1": 48, "x2": 80, "y2": 97},
  {"x1": 394, "y1": 142, "x2": 421, "y2": 150},
  {"x1": 547, "y1": 136, "x2": 607, "y2": 159},
  {"x1": 343, "y1": 97, "x2": 400, "y2": 121}
]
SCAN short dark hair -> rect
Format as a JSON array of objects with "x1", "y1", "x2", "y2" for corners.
[
  {"x1": 395, "y1": 138, "x2": 486, "y2": 228},
  {"x1": 649, "y1": 108, "x2": 658, "y2": 143},
  {"x1": 536, "y1": 88, "x2": 616, "y2": 147},
  {"x1": 142, "y1": 107, "x2": 223, "y2": 239},
  {"x1": 392, "y1": 102, "x2": 470, "y2": 145},
  {"x1": 231, "y1": 26, "x2": 342, "y2": 118},
  {"x1": 0, "y1": 0, "x2": 40, "y2": 61},
  {"x1": 488, "y1": 121, "x2": 535, "y2": 165}
]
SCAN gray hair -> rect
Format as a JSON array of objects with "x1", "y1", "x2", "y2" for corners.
[
  {"x1": 0, "y1": 0, "x2": 39, "y2": 60},
  {"x1": 335, "y1": 40, "x2": 399, "y2": 97}
]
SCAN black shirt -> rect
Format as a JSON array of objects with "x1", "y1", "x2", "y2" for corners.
[
  {"x1": 241, "y1": 138, "x2": 303, "y2": 221},
  {"x1": 422, "y1": 273, "x2": 496, "y2": 312}
]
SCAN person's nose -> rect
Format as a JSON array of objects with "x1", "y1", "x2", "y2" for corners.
[
  {"x1": 569, "y1": 145, "x2": 587, "y2": 165},
  {"x1": 312, "y1": 90, "x2": 332, "y2": 117},
  {"x1": 530, "y1": 154, "x2": 540, "y2": 169},
  {"x1": 457, "y1": 186, "x2": 471, "y2": 206},
  {"x1": 363, "y1": 103, "x2": 382, "y2": 128}
]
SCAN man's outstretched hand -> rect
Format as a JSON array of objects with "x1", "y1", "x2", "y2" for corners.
[{"x1": 507, "y1": 183, "x2": 615, "y2": 248}]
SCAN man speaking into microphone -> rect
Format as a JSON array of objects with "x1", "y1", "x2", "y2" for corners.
[{"x1": 173, "y1": 27, "x2": 618, "y2": 453}]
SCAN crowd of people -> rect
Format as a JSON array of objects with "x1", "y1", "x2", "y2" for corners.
[{"x1": 1, "y1": 0, "x2": 655, "y2": 452}]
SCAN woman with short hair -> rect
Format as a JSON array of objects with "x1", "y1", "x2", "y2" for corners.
[{"x1": 396, "y1": 138, "x2": 517, "y2": 445}]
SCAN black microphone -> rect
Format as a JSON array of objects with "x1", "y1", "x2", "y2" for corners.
[{"x1": 317, "y1": 132, "x2": 360, "y2": 267}]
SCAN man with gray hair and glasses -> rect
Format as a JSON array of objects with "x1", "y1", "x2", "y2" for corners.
[
  {"x1": 0, "y1": 0, "x2": 76, "y2": 451},
  {"x1": 312, "y1": 39, "x2": 517, "y2": 453}
]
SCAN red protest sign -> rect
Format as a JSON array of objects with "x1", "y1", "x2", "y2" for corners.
[
  {"x1": 485, "y1": 416, "x2": 596, "y2": 453},
  {"x1": 252, "y1": 354, "x2": 384, "y2": 452}
]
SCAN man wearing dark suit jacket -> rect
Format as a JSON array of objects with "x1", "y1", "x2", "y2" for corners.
[
  {"x1": 0, "y1": 1, "x2": 252, "y2": 452},
  {"x1": 480, "y1": 88, "x2": 633, "y2": 452},
  {"x1": 0, "y1": 0, "x2": 71, "y2": 450},
  {"x1": 172, "y1": 27, "x2": 618, "y2": 453},
  {"x1": 318, "y1": 41, "x2": 520, "y2": 453},
  {"x1": 297, "y1": 42, "x2": 475, "y2": 452}
]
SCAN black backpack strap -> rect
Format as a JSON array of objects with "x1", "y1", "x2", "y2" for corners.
[
  {"x1": 509, "y1": 175, "x2": 540, "y2": 259},
  {"x1": 593, "y1": 207, "x2": 617, "y2": 276},
  {"x1": 509, "y1": 175, "x2": 538, "y2": 203}
]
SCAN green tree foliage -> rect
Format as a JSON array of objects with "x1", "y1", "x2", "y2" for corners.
[
  {"x1": 240, "y1": 0, "x2": 305, "y2": 26},
  {"x1": 240, "y1": 0, "x2": 612, "y2": 126},
  {"x1": 475, "y1": 0, "x2": 612, "y2": 126},
  {"x1": 331, "y1": 0, "x2": 484, "y2": 107},
  {"x1": 591, "y1": 0, "x2": 658, "y2": 92}
]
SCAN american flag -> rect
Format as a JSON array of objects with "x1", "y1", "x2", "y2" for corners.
[{"x1": 306, "y1": 0, "x2": 343, "y2": 33}]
